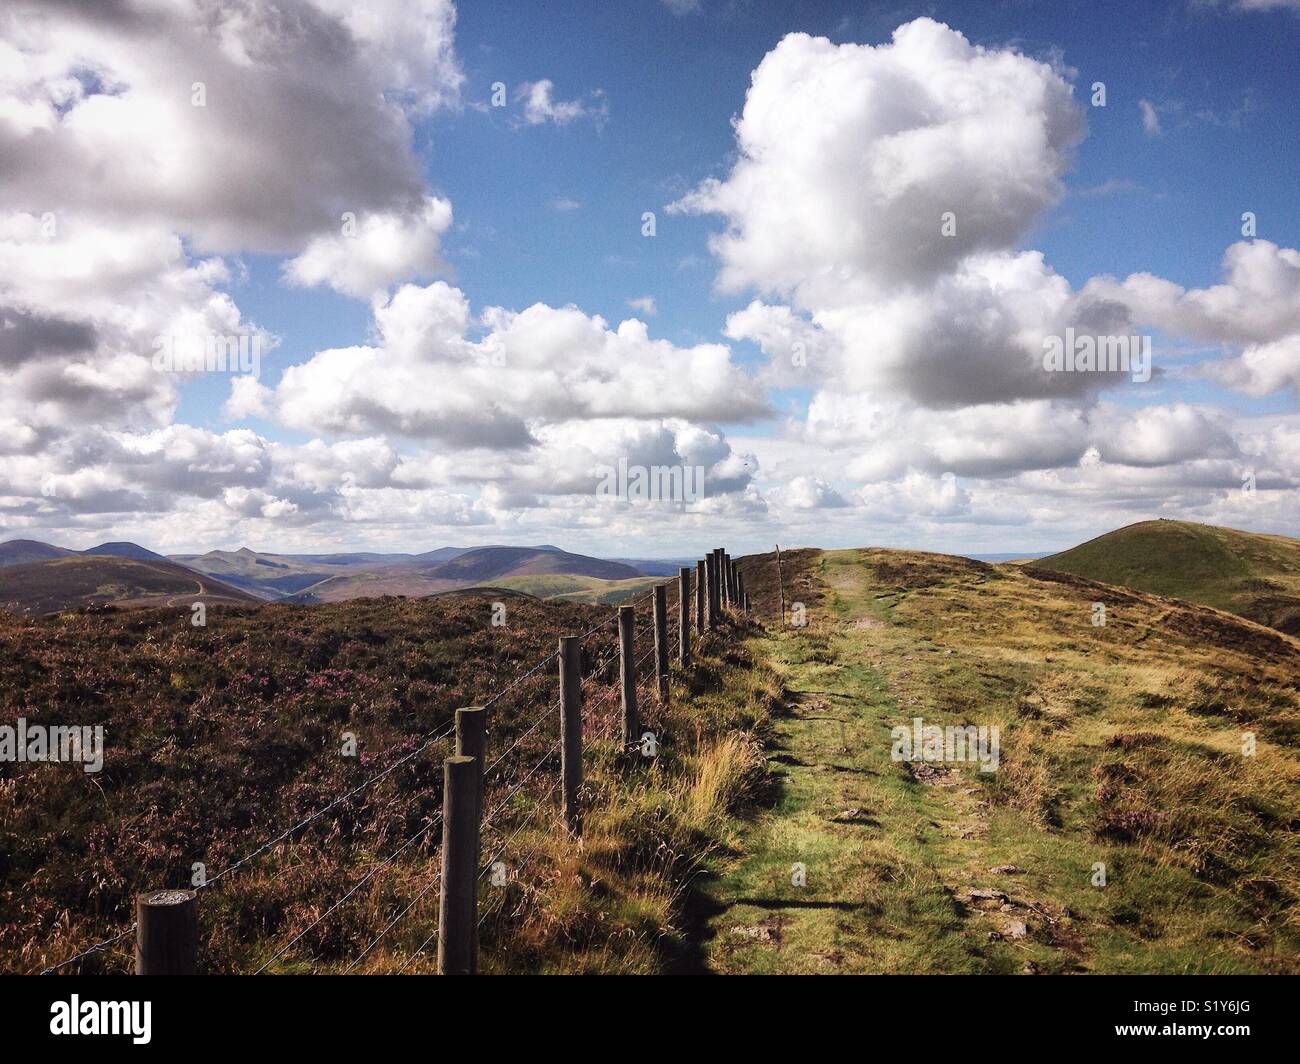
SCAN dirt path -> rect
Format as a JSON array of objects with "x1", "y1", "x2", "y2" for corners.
[{"x1": 689, "y1": 550, "x2": 1076, "y2": 974}]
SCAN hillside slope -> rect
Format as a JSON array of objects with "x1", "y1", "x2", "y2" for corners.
[
  {"x1": 0, "y1": 556, "x2": 259, "y2": 614},
  {"x1": 711, "y1": 547, "x2": 1299, "y2": 974},
  {"x1": 1031, "y1": 520, "x2": 1300, "y2": 635}
]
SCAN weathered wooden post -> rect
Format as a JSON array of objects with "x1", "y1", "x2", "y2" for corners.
[
  {"x1": 737, "y1": 572, "x2": 746, "y2": 613},
  {"x1": 775, "y1": 543, "x2": 786, "y2": 627},
  {"x1": 712, "y1": 551, "x2": 722, "y2": 626},
  {"x1": 653, "y1": 583, "x2": 669, "y2": 705},
  {"x1": 437, "y1": 755, "x2": 480, "y2": 974},
  {"x1": 695, "y1": 559, "x2": 706, "y2": 634},
  {"x1": 678, "y1": 566, "x2": 691, "y2": 667},
  {"x1": 135, "y1": 890, "x2": 198, "y2": 975},
  {"x1": 558, "y1": 636, "x2": 583, "y2": 835},
  {"x1": 618, "y1": 604, "x2": 638, "y2": 753},
  {"x1": 454, "y1": 705, "x2": 486, "y2": 829},
  {"x1": 725, "y1": 553, "x2": 736, "y2": 606}
]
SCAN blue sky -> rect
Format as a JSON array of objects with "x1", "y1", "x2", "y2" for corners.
[
  {"x1": 213, "y1": 0, "x2": 1300, "y2": 436},
  {"x1": 4, "y1": 0, "x2": 1299, "y2": 556}
]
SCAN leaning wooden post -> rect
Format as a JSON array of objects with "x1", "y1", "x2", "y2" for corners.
[
  {"x1": 618, "y1": 605, "x2": 638, "y2": 753},
  {"x1": 653, "y1": 583, "x2": 669, "y2": 705},
  {"x1": 437, "y1": 755, "x2": 480, "y2": 975},
  {"x1": 695, "y1": 559, "x2": 706, "y2": 635},
  {"x1": 454, "y1": 705, "x2": 487, "y2": 830},
  {"x1": 558, "y1": 636, "x2": 583, "y2": 835},
  {"x1": 135, "y1": 890, "x2": 198, "y2": 975},
  {"x1": 775, "y1": 543, "x2": 786, "y2": 627},
  {"x1": 677, "y1": 566, "x2": 691, "y2": 667}
]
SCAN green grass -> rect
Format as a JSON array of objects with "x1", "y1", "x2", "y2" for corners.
[
  {"x1": 690, "y1": 548, "x2": 1299, "y2": 974},
  {"x1": 1033, "y1": 519, "x2": 1300, "y2": 634},
  {"x1": 490, "y1": 573, "x2": 663, "y2": 604}
]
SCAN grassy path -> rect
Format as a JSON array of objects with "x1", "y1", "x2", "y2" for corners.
[
  {"x1": 693, "y1": 550, "x2": 1011, "y2": 973},
  {"x1": 691, "y1": 548, "x2": 1298, "y2": 974}
]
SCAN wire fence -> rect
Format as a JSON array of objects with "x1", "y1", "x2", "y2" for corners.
[{"x1": 36, "y1": 556, "x2": 749, "y2": 975}]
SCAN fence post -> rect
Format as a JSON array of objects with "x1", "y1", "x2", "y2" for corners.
[
  {"x1": 135, "y1": 890, "x2": 198, "y2": 975},
  {"x1": 695, "y1": 559, "x2": 705, "y2": 635},
  {"x1": 712, "y1": 551, "x2": 722, "y2": 626},
  {"x1": 678, "y1": 566, "x2": 691, "y2": 667},
  {"x1": 454, "y1": 705, "x2": 486, "y2": 830},
  {"x1": 558, "y1": 636, "x2": 583, "y2": 835},
  {"x1": 737, "y1": 571, "x2": 746, "y2": 613},
  {"x1": 437, "y1": 755, "x2": 480, "y2": 975},
  {"x1": 618, "y1": 604, "x2": 638, "y2": 753},
  {"x1": 725, "y1": 553, "x2": 736, "y2": 606},
  {"x1": 653, "y1": 583, "x2": 669, "y2": 705},
  {"x1": 775, "y1": 543, "x2": 786, "y2": 627}
]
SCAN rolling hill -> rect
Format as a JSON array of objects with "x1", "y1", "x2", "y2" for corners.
[
  {"x1": 1030, "y1": 520, "x2": 1300, "y2": 635},
  {"x1": 287, "y1": 546, "x2": 642, "y2": 603},
  {"x1": 0, "y1": 539, "x2": 74, "y2": 566},
  {"x1": 0, "y1": 555, "x2": 261, "y2": 614}
]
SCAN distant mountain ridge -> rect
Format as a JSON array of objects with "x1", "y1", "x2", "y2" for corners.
[{"x1": 0, "y1": 538, "x2": 659, "y2": 609}]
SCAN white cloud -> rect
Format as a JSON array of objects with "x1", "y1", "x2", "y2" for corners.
[
  {"x1": 283, "y1": 197, "x2": 453, "y2": 299},
  {"x1": 0, "y1": 0, "x2": 463, "y2": 253},
  {"x1": 517, "y1": 80, "x2": 607, "y2": 127},
  {"x1": 627, "y1": 296, "x2": 657, "y2": 315},
  {"x1": 1139, "y1": 98, "x2": 1162, "y2": 135}
]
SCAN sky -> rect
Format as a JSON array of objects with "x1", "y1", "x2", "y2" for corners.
[{"x1": 1, "y1": 0, "x2": 1298, "y2": 558}]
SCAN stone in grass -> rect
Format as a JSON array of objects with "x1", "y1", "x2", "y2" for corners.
[
  {"x1": 1003, "y1": 919, "x2": 1030, "y2": 940},
  {"x1": 989, "y1": 864, "x2": 1024, "y2": 875}
]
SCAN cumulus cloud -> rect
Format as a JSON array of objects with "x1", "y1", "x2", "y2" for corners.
[
  {"x1": 672, "y1": 20, "x2": 1083, "y2": 304},
  {"x1": 274, "y1": 281, "x2": 770, "y2": 446},
  {"x1": 1084, "y1": 240, "x2": 1300, "y2": 396},
  {"x1": 0, "y1": 0, "x2": 462, "y2": 252},
  {"x1": 283, "y1": 197, "x2": 453, "y2": 299}
]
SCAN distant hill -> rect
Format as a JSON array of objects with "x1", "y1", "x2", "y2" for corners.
[
  {"x1": 1030, "y1": 520, "x2": 1300, "y2": 635},
  {"x1": 0, "y1": 556, "x2": 260, "y2": 615},
  {"x1": 81, "y1": 541, "x2": 170, "y2": 562},
  {"x1": 290, "y1": 546, "x2": 642, "y2": 603},
  {"x1": 0, "y1": 540, "x2": 74, "y2": 567},
  {"x1": 429, "y1": 546, "x2": 638, "y2": 583}
]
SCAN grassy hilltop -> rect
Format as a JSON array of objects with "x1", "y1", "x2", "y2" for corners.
[{"x1": 1032, "y1": 520, "x2": 1300, "y2": 636}]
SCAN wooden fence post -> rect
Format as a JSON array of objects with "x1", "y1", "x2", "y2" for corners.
[
  {"x1": 135, "y1": 890, "x2": 197, "y2": 975},
  {"x1": 725, "y1": 553, "x2": 736, "y2": 606},
  {"x1": 437, "y1": 755, "x2": 480, "y2": 974},
  {"x1": 454, "y1": 705, "x2": 486, "y2": 829},
  {"x1": 653, "y1": 583, "x2": 669, "y2": 705},
  {"x1": 558, "y1": 636, "x2": 583, "y2": 835},
  {"x1": 678, "y1": 566, "x2": 691, "y2": 667},
  {"x1": 695, "y1": 559, "x2": 705, "y2": 635},
  {"x1": 737, "y1": 572, "x2": 746, "y2": 613},
  {"x1": 618, "y1": 604, "x2": 638, "y2": 753},
  {"x1": 712, "y1": 546, "x2": 722, "y2": 621},
  {"x1": 775, "y1": 543, "x2": 786, "y2": 627}
]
